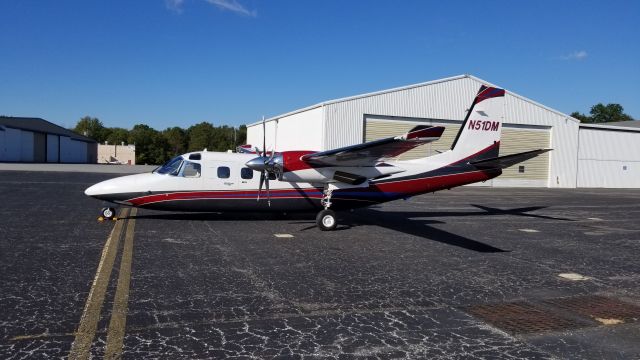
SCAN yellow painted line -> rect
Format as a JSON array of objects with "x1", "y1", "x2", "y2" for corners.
[
  {"x1": 68, "y1": 208, "x2": 130, "y2": 360},
  {"x1": 104, "y1": 208, "x2": 137, "y2": 359}
]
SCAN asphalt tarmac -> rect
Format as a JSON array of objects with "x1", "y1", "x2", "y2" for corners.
[{"x1": 1, "y1": 170, "x2": 639, "y2": 359}]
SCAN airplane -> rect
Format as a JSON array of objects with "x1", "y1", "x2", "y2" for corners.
[{"x1": 85, "y1": 85, "x2": 551, "y2": 230}]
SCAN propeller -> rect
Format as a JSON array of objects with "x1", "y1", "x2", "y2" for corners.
[{"x1": 245, "y1": 116, "x2": 282, "y2": 206}]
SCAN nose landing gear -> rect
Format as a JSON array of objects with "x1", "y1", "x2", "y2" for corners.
[{"x1": 99, "y1": 207, "x2": 117, "y2": 221}]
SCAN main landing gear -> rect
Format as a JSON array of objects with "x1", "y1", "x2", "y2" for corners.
[{"x1": 316, "y1": 188, "x2": 337, "y2": 231}]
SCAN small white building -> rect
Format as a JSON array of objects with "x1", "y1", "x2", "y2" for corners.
[
  {"x1": 98, "y1": 143, "x2": 136, "y2": 165},
  {"x1": 247, "y1": 74, "x2": 640, "y2": 188},
  {"x1": 0, "y1": 116, "x2": 97, "y2": 163}
]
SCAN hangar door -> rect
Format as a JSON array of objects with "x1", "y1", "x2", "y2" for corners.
[{"x1": 364, "y1": 116, "x2": 550, "y2": 186}]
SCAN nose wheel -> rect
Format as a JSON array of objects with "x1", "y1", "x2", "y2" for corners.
[{"x1": 99, "y1": 207, "x2": 117, "y2": 221}]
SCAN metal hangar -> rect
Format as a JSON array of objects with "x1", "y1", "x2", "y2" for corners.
[
  {"x1": 0, "y1": 116, "x2": 97, "y2": 163},
  {"x1": 246, "y1": 74, "x2": 639, "y2": 188}
]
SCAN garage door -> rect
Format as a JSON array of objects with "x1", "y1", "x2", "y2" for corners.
[
  {"x1": 499, "y1": 127, "x2": 550, "y2": 182},
  {"x1": 364, "y1": 116, "x2": 550, "y2": 185}
]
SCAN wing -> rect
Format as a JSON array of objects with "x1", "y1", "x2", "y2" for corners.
[{"x1": 300, "y1": 125, "x2": 445, "y2": 167}]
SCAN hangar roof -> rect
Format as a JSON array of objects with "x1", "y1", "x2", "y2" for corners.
[
  {"x1": 604, "y1": 120, "x2": 640, "y2": 128},
  {"x1": 248, "y1": 74, "x2": 580, "y2": 127},
  {"x1": 579, "y1": 121, "x2": 640, "y2": 133},
  {"x1": 0, "y1": 116, "x2": 96, "y2": 143}
]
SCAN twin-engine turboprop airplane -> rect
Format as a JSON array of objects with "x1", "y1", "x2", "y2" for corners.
[{"x1": 85, "y1": 86, "x2": 551, "y2": 230}]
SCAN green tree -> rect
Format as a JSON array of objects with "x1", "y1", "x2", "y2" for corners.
[
  {"x1": 236, "y1": 125, "x2": 247, "y2": 147},
  {"x1": 106, "y1": 127, "x2": 130, "y2": 145},
  {"x1": 187, "y1": 122, "x2": 216, "y2": 152},
  {"x1": 589, "y1": 103, "x2": 634, "y2": 123},
  {"x1": 74, "y1": 116, "x2": 105, "y2": 142},
  {"x1": 212, "y1": 125, "x2": 233, "y2": 152},
  {"x1": 128, "y1": 124, "x2": 169, "y2": 165},
  {"x1": 572, "y1": 103, "x2": 635, "y2": 123},
  {"x1": 570, "y1": 111, "x2": 591, "y2": 123},
  {"x1": 162, "y1": 127, "x2": 188, "y2": 156}
]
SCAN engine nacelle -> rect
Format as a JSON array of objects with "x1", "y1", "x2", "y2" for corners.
[
  {"x1": 277, "y1": 151, "x2": 405, "y2": 184},
  {"x1": 278, "y1": 151, "x2": 328, "y2": 182}
]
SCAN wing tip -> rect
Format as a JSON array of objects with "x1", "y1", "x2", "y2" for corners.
[{"x1": 406, "y1": 125, "x2": 445, "y2": 140}]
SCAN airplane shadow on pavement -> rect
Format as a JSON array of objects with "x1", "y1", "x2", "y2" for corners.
[
  {"x1": 341, "y1": 204, "x2": 574, "y2": 253},
  {"x1": 344, "y1": 209, "x2": 507, "y2": 253},
  {"x1": 125, "y1": 204, "x2": 571, "y2": 254}
]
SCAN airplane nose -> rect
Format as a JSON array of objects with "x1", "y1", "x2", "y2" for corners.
[{"x1": 84, "y1": 183, "x2": 100, "y2": 197}]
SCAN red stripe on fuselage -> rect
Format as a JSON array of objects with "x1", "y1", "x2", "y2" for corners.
[
  {"x1": 127, "y1": 187, "x2": 323, "y2": 206},
  {"x1": 124, "y1": 168, "x2": 500, "y2": 208}
]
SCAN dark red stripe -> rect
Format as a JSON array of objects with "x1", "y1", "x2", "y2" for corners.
[
  {"x1": 474, "y1": 86, "x2": 505, "y2": 105},
  {"x1": 406, "y1": 126, "x2": 445, "y2": 140}
]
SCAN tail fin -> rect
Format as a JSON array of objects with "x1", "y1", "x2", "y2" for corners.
[{"x1": 450, "y1": 85, "x2": 505, "y2": 161}]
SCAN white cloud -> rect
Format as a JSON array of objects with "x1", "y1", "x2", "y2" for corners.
[
  {"x1": 166, "y1": 0, "x2": 185, "y2": 13},
  {"x1": 205, "y1": 0, "x2": 257, "y2": 17},
  {"x1": 562, "y1": 50, "x2": 588, "y2": 61}
]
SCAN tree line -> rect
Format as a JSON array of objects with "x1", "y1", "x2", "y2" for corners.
[
  {"x1": 571, "y1": 103, "x2": 635, "y2": 123},
  {"x1": 73, "y1": 117, "x2": 246, "y2": 165}
]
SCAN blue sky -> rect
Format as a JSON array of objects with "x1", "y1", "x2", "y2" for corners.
[{"x1": 1, "y1": 0, "x2": 638, "y2": 130}]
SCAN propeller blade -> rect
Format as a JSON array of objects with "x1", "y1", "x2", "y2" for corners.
[
  {"x1": 265, "y1": 170, "x2": 271, "y2": 207},
  {"x1": 262, "y1": 116, "x2": 266, "y2": 157},
  {"x1": 257, "y1": 172, "x2": 265, "y2": 202}
]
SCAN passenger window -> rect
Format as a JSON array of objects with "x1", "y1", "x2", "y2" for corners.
[
  {"x1": 182, "y1": 162, "x2": 201, "y2": 177},
  {"x1": 241, "y1": 167, "x2": 253, "y2": 179},
  {"x1": 217, "y1": 166, "x2": 230, "y2": 179}
]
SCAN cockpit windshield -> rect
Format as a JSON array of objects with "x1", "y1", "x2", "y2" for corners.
[{"x1": 154, "y1": 156, "x2": 184, "y2": 175}]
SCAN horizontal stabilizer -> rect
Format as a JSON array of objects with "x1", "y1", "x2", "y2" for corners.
[{"x1": 470, "y1": 149, "x2": 552, "y2": 169}]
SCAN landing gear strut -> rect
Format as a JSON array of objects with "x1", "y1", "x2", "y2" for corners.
[{"x1": 316, "y1": 188, "x2": 337, "y2": 231}]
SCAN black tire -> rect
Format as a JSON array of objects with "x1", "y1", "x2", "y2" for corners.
[
  {"x1": 101, "y1": 207, "x2": 116, "y2": 219},
  {"x1": 316, "y1": 209, "x2": 337, "y2": 231}
]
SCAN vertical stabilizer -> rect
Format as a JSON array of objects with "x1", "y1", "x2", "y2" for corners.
[{"x1": 450, "y1": 85, "x2": 505, "y2": 161}]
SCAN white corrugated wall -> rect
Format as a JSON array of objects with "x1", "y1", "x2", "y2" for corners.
[
  {"x1": 247, "y1": 106, "x2": 324, "y2": 152},
  {"x1": 577, "y1": 128, "x2": 640, "y2": 188}
]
